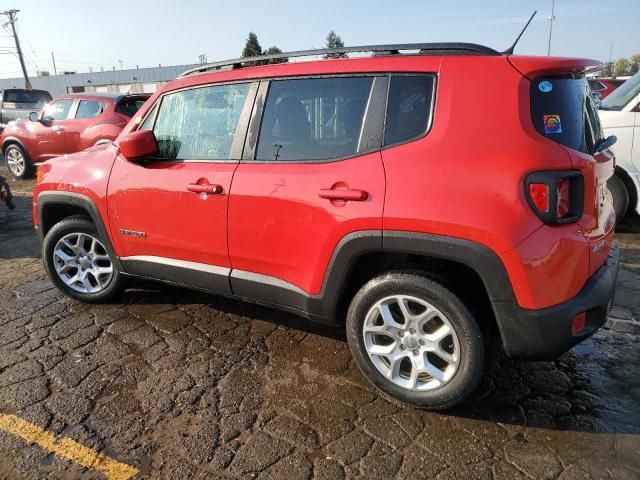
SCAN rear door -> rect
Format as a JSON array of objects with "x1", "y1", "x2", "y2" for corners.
[{"x1": 227, "y1": 76, "x2": 387, "y2": 305}]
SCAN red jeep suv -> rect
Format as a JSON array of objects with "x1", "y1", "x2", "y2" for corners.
[
  {"x1": 33, "y1": 44, "x2": 619, "y2": 409},
  {"x1": 2, "y1": 92, "x2": 149, "y2": 179}
]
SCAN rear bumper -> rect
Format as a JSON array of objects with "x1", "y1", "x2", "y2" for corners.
[{"x1": 496, "y1": 241, "x2": 619, "y2": 360}]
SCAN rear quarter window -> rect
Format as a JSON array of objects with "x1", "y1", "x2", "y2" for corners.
[{"x1": 531, "y1": 77, "x2": 587, "y2": 153}]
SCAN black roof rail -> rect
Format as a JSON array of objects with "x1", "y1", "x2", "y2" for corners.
[{"x1": 179, "y1": 42, "x2": 500, "y2": 77}]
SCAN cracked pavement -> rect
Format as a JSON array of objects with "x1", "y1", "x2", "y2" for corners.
[{"x1": 0, "y1": 168, "x2": 639, "y2": 479}]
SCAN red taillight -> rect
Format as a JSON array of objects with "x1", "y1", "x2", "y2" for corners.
[
  {"x1": 572, "y1": 312, "x2": 587, "y2": 336},
  {"x1": 528, "y1": 183, "x2": 549, "y2": 213},
  {"x1": 525, "y1": 171, "x2": 584, "y2": 225},
  {"x1": 556, "y1": 178, "x2": 570, "y2": 218}
]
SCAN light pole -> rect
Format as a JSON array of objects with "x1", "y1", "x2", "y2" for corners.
[{"x1": 547, "y1": 0, "x2": 555, "y2": 56}]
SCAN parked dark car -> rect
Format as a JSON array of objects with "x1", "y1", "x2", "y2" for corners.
[
  {"x1": 0, "y1": 88, "x2": 51, "y2": 129},
  {"x1": 2, "y1": 92, "x2": 149, "y2": 179}
]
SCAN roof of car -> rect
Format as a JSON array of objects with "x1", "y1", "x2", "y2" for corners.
[
  {"x1": 180, "y1": 43, "x2": 500, "y2": 77},
  {"x1": 55, "y1": 92, "x2": 151, "y2": 102}
]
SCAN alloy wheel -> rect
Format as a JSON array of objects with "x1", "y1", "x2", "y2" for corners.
[
  {"x1": 6, "y1": 148, "x2": 25, "y2": 177},
  {"x1": 52, "y1": 232, "x2": 113, "y2": 294},
  {"x1": 362, "y1": 295, "x2": 461, "y2": 391}
]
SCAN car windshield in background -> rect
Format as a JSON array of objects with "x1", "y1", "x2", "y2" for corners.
[
  {"x1": 600, "y1": 71, "x2": 640, "y2": 111},
  {"x1": 2, "y1": 90, "x2": 52, "y2": 109}
]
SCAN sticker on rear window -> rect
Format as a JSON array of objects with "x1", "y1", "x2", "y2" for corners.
[
  {"x1": 539, "y1": 81, "x2": 553, "y2": 93},
  {"x1": 543, "y1": 114, "x2": 562, "y2": 134}
]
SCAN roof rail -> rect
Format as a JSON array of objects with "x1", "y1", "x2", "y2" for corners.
[{"x1": 179, "y1": 42, "x2": 500, "y2": 77}]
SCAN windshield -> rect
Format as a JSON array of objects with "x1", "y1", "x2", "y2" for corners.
[{"x1": 600, "y1": 72, "x2": 640, "y2": 111}]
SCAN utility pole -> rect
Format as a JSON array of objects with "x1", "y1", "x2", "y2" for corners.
[
  {"x1": 0, "y1": 10, "x2": 31, "y2": 89},
  {"x1": 547, "y1": 0, "x2": 555, "y2": 56},
  {"x1": 51, "y1": 51, "x2": 57, "y2": 75}
]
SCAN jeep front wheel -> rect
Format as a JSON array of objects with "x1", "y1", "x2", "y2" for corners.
[
  {"x1": 43, "y1": 217, "x2": 125, "y2": 302},
  {"x1": 346, "y1": 273, "x2": 484, "y2": 410}
]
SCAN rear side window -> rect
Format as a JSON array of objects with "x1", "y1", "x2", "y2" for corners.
[
  {"x1": 75, "y1": 100, "x2": 102, "y2": 119},
  {"x1": 384, "y1": 75, "x2": 436, "y2": 146},
  {"x1": 256, "y1": 77, "x2": 373, "y2": 161},
  {"x1": 152, "y1": 83, "x2": 250, "y2": 160},
  {"x1": 531, "y1": 77, "x2": 587, "y2": 153}
]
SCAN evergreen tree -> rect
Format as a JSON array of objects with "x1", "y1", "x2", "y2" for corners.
[
  {"x1": 242, "y1": 32, "x2": 263, "y2": 58},
  {"x1": 324, "y1": 30, "x2": 347, "y2": 59},
  {"x1": 264, "y1": 46, "x2": 288, "y2": 64}
]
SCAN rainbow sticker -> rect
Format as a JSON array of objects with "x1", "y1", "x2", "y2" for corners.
[{"x1": 543, "y1": 114, "x2": 562, "y2": 134}]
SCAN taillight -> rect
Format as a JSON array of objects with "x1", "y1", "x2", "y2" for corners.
[{"x1": 525, "y1": 171, "x2": 583, "y2": 224}]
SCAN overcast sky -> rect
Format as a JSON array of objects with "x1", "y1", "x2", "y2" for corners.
[{"x1": 0, "y1": 0, "x2": 637, "y2": 78}]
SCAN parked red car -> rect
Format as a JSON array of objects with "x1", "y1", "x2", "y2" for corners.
[
  {"x1": 2, "y1": 92, "x2": 149, "y2": 179},
  {"x1": 588, "y1": 78, "x2": 626, "y2": 101},
  {"x1": 33, "y1": 44, "x2": 618, "y2": 409}
]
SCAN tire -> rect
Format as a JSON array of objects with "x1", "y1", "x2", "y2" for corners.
[
  {"x1": 608, "y1": 174, "x2": 629, "y2": 223},
  {"x1": 346, "y1": 272, "x2": 484, "y2": 410},
  {"x1": 4, "y1": 143, "x2": 34, "y2": 179},
  {"x1": 42, "y1": 217, "x2": 125, "y2": 302}
]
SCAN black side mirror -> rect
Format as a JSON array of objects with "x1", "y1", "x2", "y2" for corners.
[
  {"x1": 595, "y1": 135, "x2": 617, "y2": 153},
  {"x1": 28, "y1": 111, "x2": 38, "y2": 122}
]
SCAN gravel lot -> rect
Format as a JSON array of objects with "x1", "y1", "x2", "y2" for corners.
[{"x1": 1, "y1": 167, "x2": 639, "y2": 479}]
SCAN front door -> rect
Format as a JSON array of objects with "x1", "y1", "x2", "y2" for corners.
[
  {"x1": 228, "y1": 76, "x2": 387, "y2": 308},
  {"x1": 107, "y1": 81, "x2": 257, "y2": 293}
]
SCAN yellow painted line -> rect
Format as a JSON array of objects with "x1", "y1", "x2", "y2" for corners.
[{"x1": 0, "y1": 413, "x2": 139, "y2": 480}]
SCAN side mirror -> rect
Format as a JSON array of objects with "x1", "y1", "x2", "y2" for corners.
[
  {"x1": 41, "y1": 114, "x2": 55, "y2": 124},
  {"x1": 118, "y1": 129, "x2": 158, "y2": 161},
  {"x1": 28, "y1": 111, "x2": 38, "y2": 122},
  {"x1": 595, "y1": 135, "x2": 617, "y2": 153}
]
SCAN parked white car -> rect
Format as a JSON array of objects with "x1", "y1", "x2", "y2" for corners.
[{"x1": 599, "y1": 71, "x2": 640, "y2": 220}]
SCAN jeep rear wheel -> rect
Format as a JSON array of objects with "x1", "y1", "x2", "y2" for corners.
[
  {"x1": 43, "y1": 217, "x2": 125, "y2": 302},
  {"x1": 608, "y1": 174, "x2": 629, "y2": 223},
  {"x1": 5, "y1": 144, "x2": 34, "y2": 180},
  {"x1": 346, "y1": 273, "x2": 484, "y2": 410}
]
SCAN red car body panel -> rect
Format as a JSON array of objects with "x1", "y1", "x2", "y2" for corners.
[
  {"x1": 34, "y1": 53, "x2": 615, "y2": 316},
  {"x1": 107, "y1": 155, "x2": 236, "y2": 269},
  {"x1": 2, "y1": 93, "x2": 148, "y2": 163},
  {"x1": 228, "y1": 152, "x2": 385, "y2": 295},
  {"x1": 588, "y1": 78, "x2": 625, "y2": 100}
]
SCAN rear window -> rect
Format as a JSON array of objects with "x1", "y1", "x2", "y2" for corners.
[
  {"x1": 116, "y1": 97, "x2": 148, "y2": 118},
  {"x1": 531, "y1": 77, "x2": 587, "y2": 153},
  {"x1": 2, "y1": 89, "x2": 51, "y2": 109}
]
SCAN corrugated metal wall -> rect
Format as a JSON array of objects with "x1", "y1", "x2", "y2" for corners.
[{"x1": 0, "y1": 64, "x2": 197, "y2": 97}]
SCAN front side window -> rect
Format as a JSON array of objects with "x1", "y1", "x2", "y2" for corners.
[
  {"x1": 43, "y1": 99, "x2": 73, "y2": 120},
  {"x1": 75, "y1": 100, "x2": 102, "y2": 119},
  {"x1": 384, "y1": 75, "x2": 436, "y2": 146},
  {"x1": 256, "y1": 77, "x2": 374, "y2": 161},
  {"x1": 151, "y1": 83, "x2": 251, "y2": 160}
]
